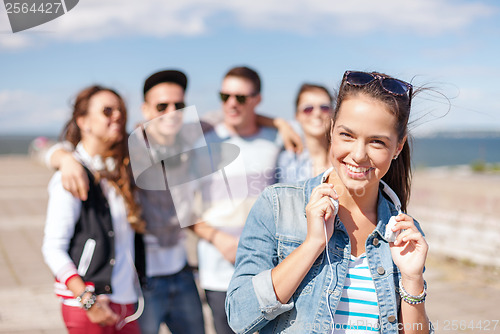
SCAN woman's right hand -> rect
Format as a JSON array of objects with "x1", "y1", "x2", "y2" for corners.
[
  {"x1": 304, "y1": 183, "x2": 338, "y2": 248},
  {"x1": 86, "y1": 295, "x2": 119, "y2": 326},
  {"x1": 271, "y1": 183, "x2": 339, "y2": 304}
]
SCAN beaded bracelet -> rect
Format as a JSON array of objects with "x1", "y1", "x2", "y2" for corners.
[
  {"x1": 75, "y1": 286, "x2": 94, "y2": 304},
  {"x1": 81, "y1": 293, "x2": 97, "y2": 311},
  {"x1": 399, "y1": 279, "x2": 427, "y2": 305}
]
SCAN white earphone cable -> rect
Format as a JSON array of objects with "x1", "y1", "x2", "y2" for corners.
[{"x1": 324, "y1": 221, "x2": 335, "y2": 329}]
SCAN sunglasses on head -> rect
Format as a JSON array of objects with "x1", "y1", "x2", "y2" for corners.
[
  {"x1": 219, "y1": 92, "x2": 257, "y2": 104},
  {"x1": 102, "y1": 106, "x2": 121, "y2": 117},
  {"x1": 343, "y1": 71, "x2": 412, "y2": 97},
  {"x1": 301, "y1": 104, "x2": 332, "y2": 114},
  {"x1": 156, "y1": 102, "x2": 186, "y2": 113}
]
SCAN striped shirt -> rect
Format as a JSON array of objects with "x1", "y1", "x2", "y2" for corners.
[{"x1": 333, "y1": 253, "x2": 380, "y2": 333}]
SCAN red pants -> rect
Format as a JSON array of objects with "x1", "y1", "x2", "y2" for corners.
[{"x1": 61, "y1": 302, "x2": 140, "y2": 334}]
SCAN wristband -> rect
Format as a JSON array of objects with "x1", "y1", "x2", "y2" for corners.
[
  {"x1": 76, "y1": 286, "x2": 97, "y2": 310},
  {"x1": 399, "y1": 279, "x2": 427, "y2": 305},
  {"x1": 75, "y1": 286, "x2": 93, "y2": 303},
  {"x1": 81, "y1": 293, "x2": 97, "y2": 311}
]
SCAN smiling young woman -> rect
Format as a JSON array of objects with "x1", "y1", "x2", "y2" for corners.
[
  {"x1": 42, "y1": 85, "x2": 144, "y2": 334},
  {"x1": 277, "y1": 83, "x2": 333, "y2": 184},
  {"x1": 329, "y1": 94, "x2": 405, "y2": 204},
  {"x1": 226, "y1": 71, "x2": 432, "y2": 334}
]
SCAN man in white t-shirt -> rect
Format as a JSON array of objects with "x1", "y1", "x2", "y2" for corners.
[{"x1": 191, "y1": 66, "x2": 282, "y2": 334}]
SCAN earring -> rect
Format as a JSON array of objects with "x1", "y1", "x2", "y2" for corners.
[{"x1": 393, "y1": 155, "x2": 399, "y2": 160}]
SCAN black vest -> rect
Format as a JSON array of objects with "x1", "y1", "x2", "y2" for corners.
[{"x1": 67, "y1": 168, "x2": 145, "y2": 294}]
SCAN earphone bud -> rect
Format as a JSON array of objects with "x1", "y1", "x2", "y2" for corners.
[
  {"x1": 384, "y1": 216, "x2": 400, "y2": 242},
  {"x1": 330, "y1": 197, "x2": 339, "y2": 218}
]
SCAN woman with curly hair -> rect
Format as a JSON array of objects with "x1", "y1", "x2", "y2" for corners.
[{"x1": 42, "y1": 85, "x2": 143, "y2": 333}]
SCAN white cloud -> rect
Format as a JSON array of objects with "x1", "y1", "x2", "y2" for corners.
[
  {"x1": 0, "y1": 0, "x2": 495, "y2": 50},
  {"x1": 0, "y1": 34, "x2": 31, "y2": 49},
  {"x1": 226, "y1": 0, "x2": 495, "y2": 35},
  {"x1": 52, "y1": 0, "x2": 211, "y2": 40},
  {"x1": 0, "y1": 90, "x2": 67, "y2": 134}
]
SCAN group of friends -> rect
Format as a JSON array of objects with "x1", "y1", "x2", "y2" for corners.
[{"x1": 40, "y1": 66, "x2": 432, "y2": 334}]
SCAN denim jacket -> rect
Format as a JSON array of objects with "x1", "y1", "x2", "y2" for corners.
[{"x1": 226, "y1": 172, "x2": 432, "y2": 334}]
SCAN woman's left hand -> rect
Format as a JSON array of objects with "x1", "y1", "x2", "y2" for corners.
[{"x1": 389, "y1": 214, "x2": 428, "y2": 280}]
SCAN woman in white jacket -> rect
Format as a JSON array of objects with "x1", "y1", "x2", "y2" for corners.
[{"x1": 42, "y1": 85, "x2": 144, "y2": 333}]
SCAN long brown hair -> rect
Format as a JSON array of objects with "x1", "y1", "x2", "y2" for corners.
[
  {"x1": 60, "y1": 85, "x2": 144, "y2": 232},
  {"x1": 332, "y1": 72, "x2": 413, "y2": 212}
]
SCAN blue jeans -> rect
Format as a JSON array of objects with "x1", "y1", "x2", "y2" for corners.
[{"x1": 139, "y1": 266, "x2": 205, "y2": 334}]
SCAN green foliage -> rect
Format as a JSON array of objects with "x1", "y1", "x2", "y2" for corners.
[
  {"x1": 470, "y1": 160, "x2": 500, "y2": 173},
  {"x1": 470, "y1": 160, "x2": 486, "y2": 172}
]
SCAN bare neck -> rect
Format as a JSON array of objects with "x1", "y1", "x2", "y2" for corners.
[
  {"x1": 224, "y1": 118, "x2": 259, "y2": 137},
  {"x1": 80, "y1": 137, "x2": 111, "y2": 157},
  {"x1": 305, "y1": 134, "x2": 328, "y2": 156},
  {"x1": 335, "y1": 181, "x2": 380, "y2": 257},
  {"x1": 305, "y1": 134, "x2": 330, "y2": 173}
]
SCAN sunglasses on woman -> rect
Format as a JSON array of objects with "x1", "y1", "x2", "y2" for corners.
[
  {"x1": 102, "y1": 106, "x2": 123, "y2": 117},
  {"x1": 301, "y1": 104, "x2": 332, "y2": 114},
  {"x1": 219, "y1": 92, "x2": 257, "y2": 104},
  {"x1": 156, "y1": 102, "x2": 186, "y2": 113},
  {"x1": 343, "y1": 71, "x2": 412, "y2": 97}
]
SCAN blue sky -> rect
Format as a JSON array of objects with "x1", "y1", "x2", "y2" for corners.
[{"x1": 1, "y1": 0, "x2": 499, "y2": 136}]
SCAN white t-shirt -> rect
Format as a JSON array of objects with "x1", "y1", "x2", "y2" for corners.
[{"x1": 197, "y1": 124, "x2": 281, "y2": 291}]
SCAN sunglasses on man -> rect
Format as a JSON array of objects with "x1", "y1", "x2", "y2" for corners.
[
  {"x1": 219, "y1": 92, "x2": 258, "y2": 104},
  {"x1": 155, "y1": 102, "x2": 186, "y2": 113}
]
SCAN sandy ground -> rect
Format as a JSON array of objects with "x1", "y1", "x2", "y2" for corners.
[{"x1": 0, "y1": 155, "x2": 499, "y2": 333}]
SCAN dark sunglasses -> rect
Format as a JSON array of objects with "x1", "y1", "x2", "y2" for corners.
[
  {"x1": 156, "y1": 102, "x2": 186, "y2": 112},
  {"x1": 343, "y1": 71, "x2": 412, "y2": 97},
  {"x1": 219, "y1": 92, "x2": 257, "y2": 104},
  {"x1": 102, "y1": 106, "x2": 122, "y2": 117},
  {"x1": 156, "y1": 102, "x2": 186, "y2": 113},
  {"x1": 302, "y1": 104, "x2": 332, "y2": 114}
]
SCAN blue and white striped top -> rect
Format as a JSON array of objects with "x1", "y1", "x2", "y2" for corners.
[{"x1": 333, "y1": 253, "x2": 380, "y2": 333}]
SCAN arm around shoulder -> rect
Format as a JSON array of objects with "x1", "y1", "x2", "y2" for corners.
[
  {"x1": 43, "y1": 141, "x2": 74, "y2": 169},
  {"x1": 47, "y1": 143, "x2": 89, "y2": 201},
  {"x1": 256, "y1": 114, "x2": 303, "y2": 153}
]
